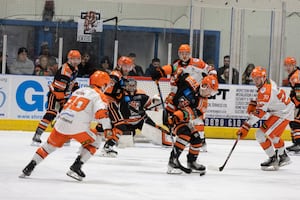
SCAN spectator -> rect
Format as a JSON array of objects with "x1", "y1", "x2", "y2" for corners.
[
  {"x1": 48, "y1": 56, "x2": 58, "y2": 76},
  {"x1": 145, "y1": 57, "x2": 160, "y2": 77},
  {"x1": 128, "y1": 53, "x2": 144, "y2": 76},
  {"x1": 219, "y1": 67, "x2": 230, "y2": 84},
  {"x1": 35, "y1": 42, "x2": 58, "y2": 66},
  {"x1": 34, "y1": 55, "x2": 50, "y2": 76},
  {"x1": 242, "y1": 63, "x2": 255, "y2": 85},
  {"x1": 9, "y1": 47, "x2": 35, "y2": 75},
  {"x1": 217, "y1": 55, "x2": 239, "y2": 84},
  {"x1": 77, "y1": 52, "x2": 94, "y2": 77},
  {"x1": 99, "y1": 56, "x2": 113, "y2": 74},
  {"x1": 0, "y1": 51, "x2": 9, "y2": 74}
]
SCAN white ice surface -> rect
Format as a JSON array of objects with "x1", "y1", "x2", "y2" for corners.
[{"x1": 0, "y1": 131, "x2": 299, "y2": 200}]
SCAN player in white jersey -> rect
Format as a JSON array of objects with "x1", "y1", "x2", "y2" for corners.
[
  {"x1": 237, "y1": 66, "x2": 294, "y2": 170},
  {"x1": 20, "y1": 70, "x2": 112, "y2": 181}
]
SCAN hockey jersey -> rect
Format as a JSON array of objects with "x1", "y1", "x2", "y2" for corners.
[
  {"x1": 55, "y1": 86, "x2": 111, "y2": 134},
  {"x1": 49, "y1": 62, "x2": 78, "y2": 100},
  {"x1": 288, "y1": 67, "x2": 300, "y2": 107},
  {"x1": 247, "y1": 79, "x2": 295, "y2": 126},
  {"x1": 119, "y1": 89, "x2": 152, "y2": 124}
]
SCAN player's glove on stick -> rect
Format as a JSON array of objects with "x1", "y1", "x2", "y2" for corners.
[
  {"x1": 150, "y1": 67, "x2": 165, "y2": 81},
  {"x1": 236, "y1": 122, "x2": 250, "y2": 139}
]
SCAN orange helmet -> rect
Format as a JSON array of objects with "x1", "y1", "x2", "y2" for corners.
[
  {"x1": 178, "y1": 44, "x2": 191, "y2": 53},
  {"x1": 89, "y1": 70, "x2": 111, "y2": 88},
  {"x1": 67, "y1": 50, "x2": 81, "y2": 59},
  {"x1": 200, "y1": 75, "x2": 219, "y2": 97},
  {"x1": 251, "y1": 66, "x2": 267, "y2": 78},
  {"x1": 202, "y1": 75, "x2": 218, "y2": 91},
  {"x1": 117, "y1": 56, "x2": 133, "y2": 66},
  {"x1": 284, "y1": 57, "x2": 296, "y2": 66}
]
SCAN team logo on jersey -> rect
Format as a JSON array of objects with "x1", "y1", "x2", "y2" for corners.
[{"x1": 129, "y1": 101, "x2": 140, "y2": 113}]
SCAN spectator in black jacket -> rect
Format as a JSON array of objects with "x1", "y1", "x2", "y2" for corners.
[
  {"x1": 128, "y1": 53, "x2": 144, "y2": 76},
  {"x1": 145, "y1": 57, "x2": 161, "y2": 77}
]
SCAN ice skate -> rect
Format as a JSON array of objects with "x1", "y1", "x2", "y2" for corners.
[
  {"x1": 100, "y1": 143, "x2": 118, "y2": 158},
  {"x1": 66, "y1": 156, "x2": 85, "y2": 181},
  {"x1": 31, "y1": 129, "x2": 43, "y2": 146},
  {"x1": 187, "y1": 161, "x2": 206, "y2": 175},
  {"x1": 278, "y1": 150, "x2": 292, "y2": 167},
  {"x1": 260, "y1": 155, "x2": 279, "y2": 171},
  {"x1": 31, "y1": 133, "x2": 42, "y2": 146},
  {"x1": 286, "y1": 143, "x2": 300, "y2": 153},
  {"x1": 167, "y1": 157, "x2": 183, "y2": 174},
  {"x1": 19, "y1": 160, "x2": 37, "y2": 178}
]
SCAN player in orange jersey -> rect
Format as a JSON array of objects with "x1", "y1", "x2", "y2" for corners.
[
  {"x1": 21, "y1": 71, "x2": 112, "y2": 181},
  {"x1": 237, "y1": 66, "x2": 294, "y2": 170},
  {"x1": 32, "y1": 50, "x2": 81, "y2": 146},
  {"x1": 151, "y1": 44, "x2": 216, "y2": 151},
  {"x1": 96, "y1": 56, "x2": 134, "y2": 157},
  {"x1": 167, "y1": 75, "x2": 218, "y2": 174},
  {"x1": 284, "y1": 56, "x2": 300, "y2": 153}
]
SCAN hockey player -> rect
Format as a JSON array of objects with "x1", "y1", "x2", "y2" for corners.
[
  {"x1": 98, "y1": 56, "x2": 134, "y2": 157},
  {"x1": 237, "y1": 66, "x2": 294, "y2": 170},
  {"x1": 150, "y1": 44, "x2": 216, "y2": 150},
  {"x1": 283, "y1": 56, "x2": 300, "y2": 153},
  {"x1": 111, "y1": 78, "x2": 151, "y2": 138},
  {"x1": 166, "y1": 75, "x2": 218, "y2": 174},
  {"x1": 20, "y1": 71, "x2": 112, "y2": 181},
  {"x1": 32, "y1": 50, "x2": 81, "y2": 146}
]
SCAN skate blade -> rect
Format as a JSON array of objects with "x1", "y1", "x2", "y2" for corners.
[
  {"x1": 31, "y1": 141, "x2": 41, "y2": 147},
  {"x1": 190, "y1": 169, "x2": 206, "y2": 174},
  {"x1": 279, "y1": 160, "x2": 292, "y2": 167},
  {"x1": 66, "y1": 170, "x2": 83, "y2": 181},
  {"x1": 261, "y1": 165, "x2": 279, "y2": 171},
  {"x1": 19, "y1": 173, "x2": 28, "y2": 178},
  {"x1": 287, "y1": 151, "x2": 300, "y2": 156},
  {"x1": 99, "y1": 151, "x2": 118, "y2": 158},
  {"x1": 167, "y1": 167, "x2": 183, "y2": 174}
]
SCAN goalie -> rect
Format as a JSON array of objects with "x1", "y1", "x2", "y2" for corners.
[{"x1": 101, "y1": 78, "x2": 170, "y2": 157}]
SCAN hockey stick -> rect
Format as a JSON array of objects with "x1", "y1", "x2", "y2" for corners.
[
  {"x1": 145, "y1": 102, "x2": 162, "y2": 111},
  {"x1": 219, "y1": 135, "x2": 240, "y2": 171},
  {"x1": 155, "y1": 80, "x2": 192, "y2": 174},
  {"x1": 127, "y1": 104, "x2": 171, "y2": 135}
]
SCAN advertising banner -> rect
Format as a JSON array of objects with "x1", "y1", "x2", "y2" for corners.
[
  {"x1": 0, "y1": 75, "x2": 291, "y2": 129},
  {"x1": 0, "y1": 75, "x2": 89, "y2": 119}
]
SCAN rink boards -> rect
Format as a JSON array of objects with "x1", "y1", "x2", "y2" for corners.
[{"x1": 0, "y1": 74, "x2": 292, "y2": 140}]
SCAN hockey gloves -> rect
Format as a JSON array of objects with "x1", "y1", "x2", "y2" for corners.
[
  {"x1": 72, "y1": 82, "x2": 80, "y2": 92},
  {"x1": 237, "y1": 122, "x2": 251, "y2": 139},
  {"x1": 150, "y1": 67, "x2": 165, "y2": 81},
  {"x1": 247, "y1": 100, "x2": 257, "y2": 114}
]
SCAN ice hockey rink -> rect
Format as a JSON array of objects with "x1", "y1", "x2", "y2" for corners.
[{"x1": 0, "y1": 130, "x2": 299, "y2": 200}]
